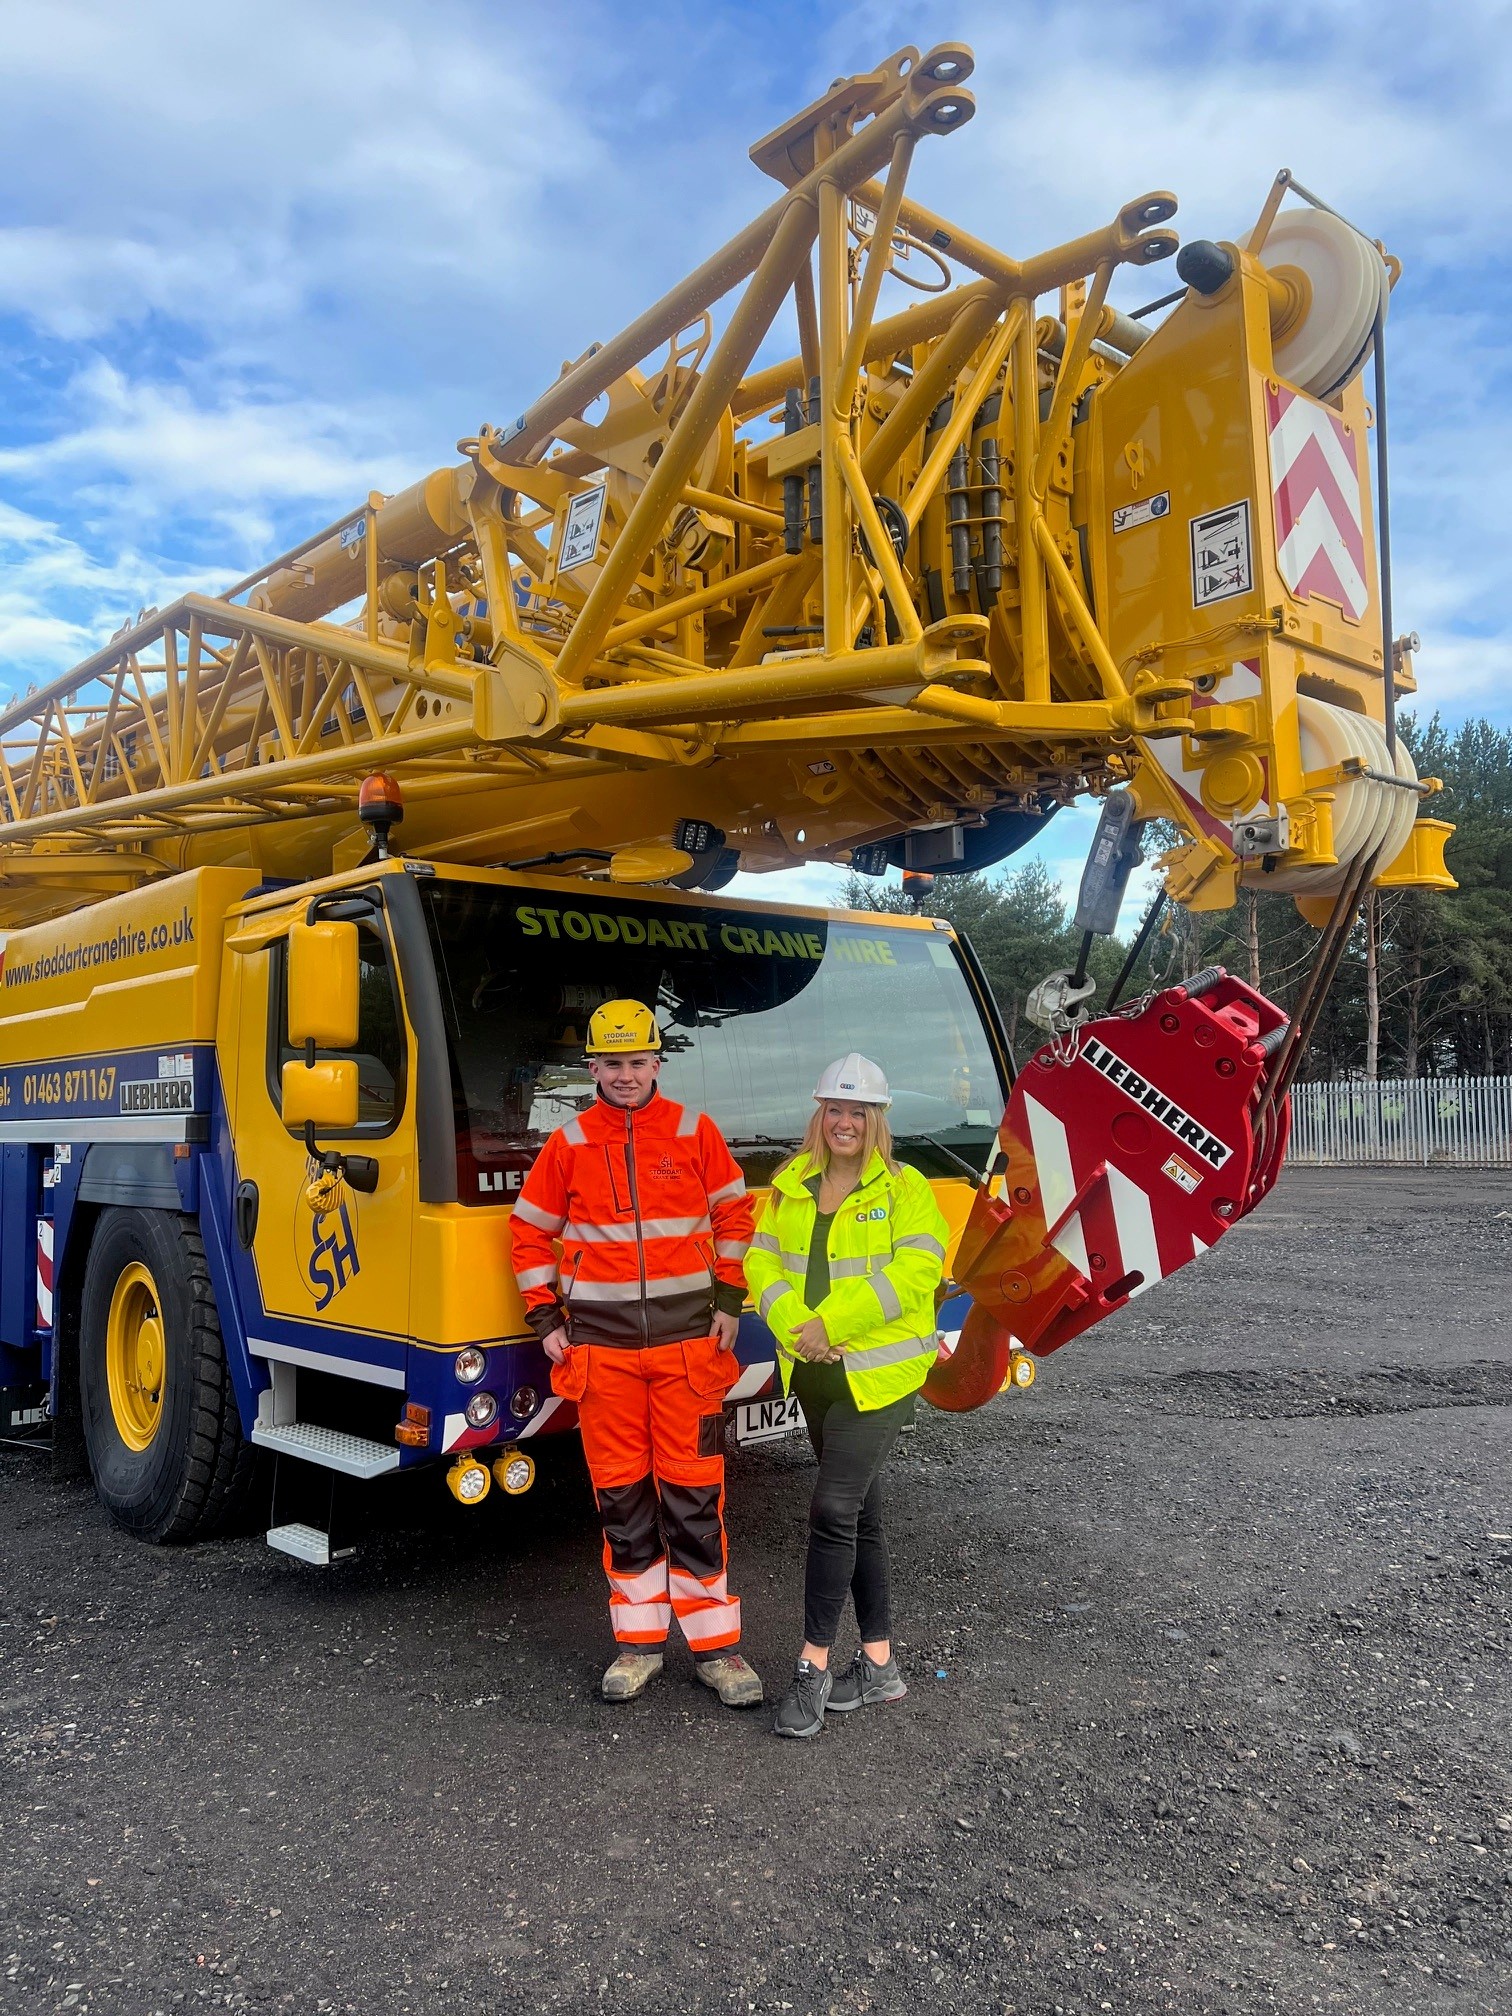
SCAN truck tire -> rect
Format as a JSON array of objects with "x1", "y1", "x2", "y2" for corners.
[{"x1": 78, "y1": 1207, "x2": 254, "y2": 1542}]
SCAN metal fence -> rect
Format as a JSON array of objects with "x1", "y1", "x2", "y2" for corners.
[{"x1": 1288, "y1": 1076, "x2": 1512, "y2": 1166}]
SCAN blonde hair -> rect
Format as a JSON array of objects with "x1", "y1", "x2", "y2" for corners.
[{"x1": 789, "y1": 1099, "x2": 899, "y2": 1179}]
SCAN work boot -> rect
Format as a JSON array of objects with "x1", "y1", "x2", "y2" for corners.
[
  {"x1": 601, "y1": 1650, "x2": 665, "y2": 1702},
  {"x1": 826, "y1": 1649, "x2": 908, "y2": 1713},
  {"x1": 695, "y1": 1653, "x2": 764, "y2": 1708},
  {"x1": 772, "y1": 1658, "x2": 832, "y2": 1738}
]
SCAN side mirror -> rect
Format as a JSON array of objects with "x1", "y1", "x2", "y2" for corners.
[
  {"x1": 281, "y1": 1059, "x2": 359, "y2": 1132},
  {"x1": 288, "y1": 919, "x2": 360, "y2": 1051}
]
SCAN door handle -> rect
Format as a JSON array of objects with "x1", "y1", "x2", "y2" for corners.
[{"x1": 234, "y1": 1180, "x2": 259, "y2": 1250}]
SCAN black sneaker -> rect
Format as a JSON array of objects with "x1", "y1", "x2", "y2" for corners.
[
  {"x1": 772, "y1": 1658, "x2": 832, "y2": 1738},
  {"x1": 826, "y1": 1650, "x2": 908, "y2": 1712}
]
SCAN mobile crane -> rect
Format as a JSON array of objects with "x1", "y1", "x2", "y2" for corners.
[{"x1": 0, "y1": 44, "x2": 1454, "y2": 1556}]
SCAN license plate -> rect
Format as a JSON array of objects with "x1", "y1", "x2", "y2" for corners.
[{"x1": 734, "y1": 1394, "x2": 805, "y2": 1444}]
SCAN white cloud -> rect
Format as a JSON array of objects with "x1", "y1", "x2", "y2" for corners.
[
  {"x1": 0, "y1": 359, "x2": 412, "y2": 518},
  {"x1": 0, "y1": 0, "x2": 707, "y2": 390},
  {"x1": 0, "y1": 228, "x2": 298, "y2": 344},
  {"x1": 821, "y1": 1, "x2": 1508, "y2": 273},
  {"x1": 0, "y1": 500, "x2": 212, "y2": 694}
]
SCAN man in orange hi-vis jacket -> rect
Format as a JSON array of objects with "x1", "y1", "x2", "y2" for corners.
[{"x1": 508, "y1": 999, "x2": 763, "y2": 1708}]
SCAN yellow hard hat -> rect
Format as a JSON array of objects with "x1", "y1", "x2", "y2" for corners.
[{"x1": 585, "y1": 998, "x2": 662, "y2": 1055}]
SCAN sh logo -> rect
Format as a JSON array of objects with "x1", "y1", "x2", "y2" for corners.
[{"x1": 308, "y1": 1198, "x2": 361, "y2": 1312}]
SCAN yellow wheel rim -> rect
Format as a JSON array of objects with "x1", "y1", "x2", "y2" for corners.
[{"x1": 105, "y1": 1260, "x2": 166, "y2": 1452}]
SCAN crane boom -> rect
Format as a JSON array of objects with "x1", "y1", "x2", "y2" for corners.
[{"x1": 0, "y1": 41, "x2": 1454, "y2": 929}]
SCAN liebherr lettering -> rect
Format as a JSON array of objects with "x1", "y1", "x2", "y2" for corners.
[
  {"x1": 118, "y1": 1078, "x2": 194, "y2": 1114},
  {"x1": 1078, "y1": 1036, "x2": 1232, "y2": 1169}
]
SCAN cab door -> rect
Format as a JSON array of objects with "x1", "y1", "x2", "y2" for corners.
[{"x1": 234, "y1": 895, "x2": 415, "y2": 1350}]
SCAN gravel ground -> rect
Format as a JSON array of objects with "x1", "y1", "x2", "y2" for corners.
[{"x1": 2, "y1": 1167, "x2": 1509, "y2": 2016}]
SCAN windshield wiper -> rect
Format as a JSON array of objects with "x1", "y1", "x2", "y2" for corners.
[{"x1": 899, "y1": 1132, "x2": 999, "y2": 1186}]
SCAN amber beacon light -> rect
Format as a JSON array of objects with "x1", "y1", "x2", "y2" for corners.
[{"x1": 358, "y1": 774, "x2": 405, "y2": 859}]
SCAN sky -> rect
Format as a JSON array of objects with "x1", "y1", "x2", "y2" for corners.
[{"x1": 0, "y1": 0, "x2": 1505, "y2": 920}]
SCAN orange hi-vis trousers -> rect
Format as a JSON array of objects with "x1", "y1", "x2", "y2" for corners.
[{"x1": 551, "y1": 1334, "x2": 741, "y2": 1654}]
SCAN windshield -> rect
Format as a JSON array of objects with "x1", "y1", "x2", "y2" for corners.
[{"x1": 419, "y1": 880, "x2": 1008, "y2": 1201}]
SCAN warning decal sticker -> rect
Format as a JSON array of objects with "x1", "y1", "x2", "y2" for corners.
[
  {"x1": 1161, "y1": 1152, "x2": 1203, "y2": 1195},
  {"x1": 1112, "y1": 491, "x2": 1170, "y2": 533},
  {"x1": 559, "y1": 485, "x2": 607, "y2": 574},
  {"x1": 1190, "y1": 500, "x2": 1253, "y2": 607}
]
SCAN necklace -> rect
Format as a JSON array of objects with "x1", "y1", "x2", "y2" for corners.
[{"x1": 818, "y1": 1159, "x2": 863, "y2": 1214}]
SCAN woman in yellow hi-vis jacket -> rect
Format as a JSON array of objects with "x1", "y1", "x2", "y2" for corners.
[{"x1": 745, "y1": 1053, "x2": 949, "y2": 1739}]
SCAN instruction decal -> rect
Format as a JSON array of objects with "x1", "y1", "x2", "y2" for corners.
[
  {"x1": 559, "y1": 485, "x2": 607, "y2": 573},
  {"x1": 1112, "y1": 491, "x2": 1169, "y2": 534},
  {"x1": 1190, "y1": 500, "x2": 1253, "y2": 607}
]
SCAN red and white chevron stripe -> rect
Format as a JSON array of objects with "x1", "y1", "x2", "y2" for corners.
[
  {"x1": 1266, "y1": 384, "x2": 1369, "y2": 622},
  {"x1": 36, "y1": 1219, "x2": 54, "y2": 1329},
  {"x1": 1142, "y1": 657, "x2": 1269, "y2": 842},
  {"x1": 1019, "y1": 1087, "x2": 1206, "y2": 1299}
]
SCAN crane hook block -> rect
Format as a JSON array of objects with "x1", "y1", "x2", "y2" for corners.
[{"x1": 926, "y1": 970, "x2": 1291, "y2": 1412}]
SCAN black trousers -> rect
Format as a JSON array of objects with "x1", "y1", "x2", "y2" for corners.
[{"x1": 791, "y1": 1362, "x2": 914, "y2": 1649}]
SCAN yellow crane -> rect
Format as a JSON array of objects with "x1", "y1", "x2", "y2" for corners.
[
  {"x1": 0, "y1": 42, "x2": 1464, "y2": 1552},
  {"x1": 0, "y1": 40, "x2": 1452, "y2": 936}
]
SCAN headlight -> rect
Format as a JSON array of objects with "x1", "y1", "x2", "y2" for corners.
[
  {"x1": 465, "y1": 1390, "x2": 499, "y2": 1429},
  {"x1": 454, "y1": 1346, "x2": 487, "y2": 1385},
  {"x1": 509, "y1": 1384, "x2": 540, "y2": 1420},
  {"x1": 493, "y1": 1451, "x2": 537, "y2": 1496},
  {"x1": 446, "y1": 1456, "x2": 491, "y2": 1504}
]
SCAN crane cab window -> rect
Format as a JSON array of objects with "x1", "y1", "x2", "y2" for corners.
[{"x1": 268, "y1": 919, "x2": 406, "y2": 1136}]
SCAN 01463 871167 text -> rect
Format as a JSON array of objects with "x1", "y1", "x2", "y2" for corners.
[
  {"x1": 7, "y1": 1064, "x2": 120, "y2": 1110},
  {"x1": 0, "y1": 1047, "x2": 200, "y2": 1117}
]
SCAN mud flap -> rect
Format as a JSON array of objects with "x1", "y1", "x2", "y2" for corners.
[{"x1": 927, "y1": 971, "x2": 1290, "y2": 1412}]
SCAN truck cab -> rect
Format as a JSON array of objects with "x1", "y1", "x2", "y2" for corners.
[{"x1": 0, "y1": 859, "x2": 1010, "y2": 1560}]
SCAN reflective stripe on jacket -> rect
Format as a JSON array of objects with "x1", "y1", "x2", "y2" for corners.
[
  {"x1": 744, "y1": 1150, "x2": 949, "y2": 1411},
  {"x1": 508, "y1": 1090, "x2": 754, "y2": 1347}
]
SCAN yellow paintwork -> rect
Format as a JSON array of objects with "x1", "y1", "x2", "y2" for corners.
[
  {"x1": 0, "y1": 43, "x2": 1448, "y2": 938},
  {"x1": 0, "y1": 869, "x2": 257, "y2": 1068},
  {"x1": 279, "y1": 1057, "x2": 358, "y2": 1131},
  {"x1": 221, "y1": 876, "x2": 417, "y2": 1343},
  {"x1": 1085, "y1": 247, "x2": 1424, "y2": 907},
  {"x1": 287, "y1": 920, "x2": 360, "y2": 1049},
  {"x1": 105, "y1": 1259, "x2": 165, "y2": 1452},
  {"x1": 1374, "y1": 817, "x2": 1455, "y2": 891}
]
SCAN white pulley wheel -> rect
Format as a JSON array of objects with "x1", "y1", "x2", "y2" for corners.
[
  {"x1": 1265, "y1": 696, "x2": 1419, "y2": 894},
  {"x1": 1241, "y1": 209, "x2": 1387, "y2": 399}
]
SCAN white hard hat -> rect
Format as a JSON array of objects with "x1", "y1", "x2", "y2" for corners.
[{"x1": 813, "y1": 1053, "x2": 891, "y2": 1106}]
